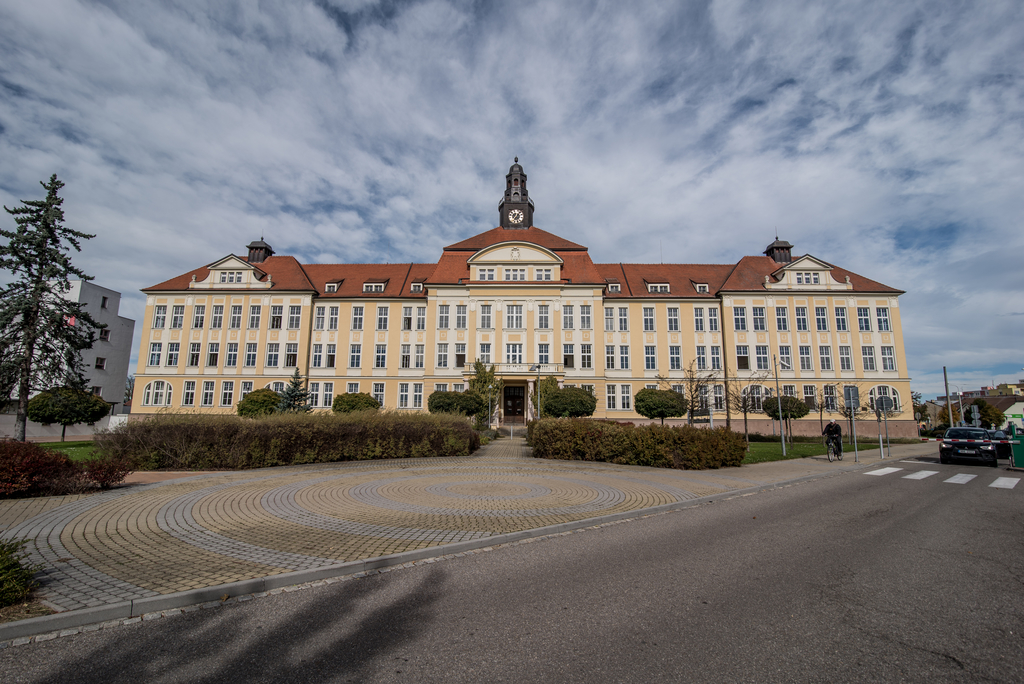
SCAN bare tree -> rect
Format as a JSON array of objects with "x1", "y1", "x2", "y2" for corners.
[{"x1": 726, "y1": 371, "x2": 772, "y2": 445}]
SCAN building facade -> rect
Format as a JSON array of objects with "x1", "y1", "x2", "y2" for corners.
[{"x1": 135, "y1": 162, "x2": 913, "y2": 437}]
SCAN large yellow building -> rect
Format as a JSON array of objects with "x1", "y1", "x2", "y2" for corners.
[{"x1": 136, "y1": 161, "x2": 913, "y2": 437}]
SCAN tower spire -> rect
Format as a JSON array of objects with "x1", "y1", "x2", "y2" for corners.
[{"x1": 498, "y1": 158, "x2": 534, "y2": 229}]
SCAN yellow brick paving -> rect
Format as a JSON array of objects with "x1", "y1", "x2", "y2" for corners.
[{"x1": 0, "y1": 438, "x2": 920, "y2": 611}]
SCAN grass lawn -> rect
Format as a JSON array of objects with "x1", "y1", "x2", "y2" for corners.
[
  {"x1": 742, "y1": 441, "x2": 879, "y2": 464},
  {"x1": 38, "y1": 441, "x2": 97, "y2": 462}
]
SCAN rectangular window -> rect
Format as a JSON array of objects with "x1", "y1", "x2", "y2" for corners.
[
  {"x1": 618, "y1": 307, "x2": 629, "y2": 331},
  {"x1": 711, "y1": 346, "x2": 722, "y2": 370},
  {"x1": 101, "y1": 296, "x2": 108, "y2": 309},
  {"x1": 695, "y1": 346, "x2": 706, "y2": 370},
  {"x1": 643, "y1": 307, "x2": 655, "y2": 331},
  {"x1": 99, "y1": 329, "x2": 110, "y2": 342},
  {"x1": 221, "y1": 381, "x2": 234, "y2": 407},
  {"x1": 736, "y1": 345, "x2": 749, "y2": 370},
  {"x1": 835, "y1": 307, "x2": 848, "y2": 332},
  {"x1": 877, "y1": 307, "x2": 891, "y2": 332},
  {"x1": 824, "y1": 385, "x2": 837, "y2": 412},
  {"x1": 665, "y1": 307, "x2": 679, "y2": 332},
  {"x1": 478, "y1": 268, "x2": 495, "y2": 281},
  {"x1": 248, "y1": 305, "x2": 260, "y2": 329},
  {"x1": 245, "y1": 343, "x2": 257, "y2": 367},
  {"x1": 563, "y1": 344, "x2": 574, "y2": 368},
  {"x1": 170, "y1": 305, "x2": 184, "y2": 329},
  {"x1": 479, "y1": 343, "x2": 491, "y2": 364},
  {"x1": 323, "y1": 382, "x2": 333, "y2": 409},
  {"x1": 416, "y1": 306, "x2": 426, "y2": 330},
  {"x1": 783, "y1": 385, "x2": 796, "y2": 397},
  {"x1": 324, "y1": 306, "x2": 337, "y2": 331},
  {"x1": 229, "y1": 305, "x2": 242, "y2": 329},
  {"x1": 776, "y1": 307, "x2": 788, "y2": 331},
  {"x1": 862, "y1": 346, "x2": 876, "y2": 371},
  {"x1": 436, "y1": 343, "x2": 448, "y2": 367},
  {"x1": 606, "y1": 384, "x2": 617, "y2": 410},
  {"x1": 226, "y1": 343, "x2": 238, "y2": 367},
  {"x1": 538, "y1": 305, "x2": 550, "y2": 330},
  {"x1": 839, "y1": 346, "x2": 853, "y2": 371},
  {"x1": 733, "y1": 307, "x2": 747, "y2": 331},
  {"x1": 284, "y1": 343, "x2": 298, "y2": 367},
  {"x1": 795, "y1": 307, "x2": 808, "y2": 332},
  {"x1": 881, "y1": 346, "x2": 896, "y2": 371},
  {"x1": 183, "y1": 381, "x2": 196, "y2": 407},
  {"x1": 779, "y1": 345, "x2": 792, "y2": 371},
  {"x1": 166, "y1": 342, "x2": 179, "y2": 366},
  {"x1": 536, "y1": 268, "x2": 552, "y2": 281},
  {"x1": 192, "y1": 305, "x2": 206, "y2": 329},
  {"x1": 561, "y1": 305, "x2": 572, "y2": 330},
  {"x1": 347, "y1": 383, "x2": 360, "y2": 394},
  {"x1": 506, "y1": 305, "x2": 523, "y2": 329},
  {"x1": 619, "y1": 345, "x2": 630, "y2": 370},
  {"x1": 352, "y1": 306, "x2": 364, "y2": 331},
  {"x1": 210, "y1": 305, "x2": 223, "y2": 329},
  {"x1": 455, "y1": 305, "x2": 467, "y2": 329},
  {"x1": 413, "y1": 383, "x2": 423, "y2": 409},
  {"x1": 645, "y1": 345, "x2": 657, "y2": 370},
  {"x1": 349, "y1": 344, "x2": 360, "y2": 368},
  {"x1": 240, "y1": 382, "x2": 253, "y2": 400},
  {"x1": 415, "y1": 344, "x2": 425, "y2": 369},
  {"x1": 504, "y1": 268, "x2": 526, "y2": 281},
  {"x1": 372, "y1": 382, "x2": 385, "y2": 406},
  {"x1": 756, "y1": 345, "x2": 770, "y2": 370},
  {"x1": 538, "y1": 343, "x2": 550, "y2": 365},
  {"x1": 402, "y1": 306, "x2": 412, "y2": 331},
  {"x1": 670, "y1": 346, "x2": 681, "y2": 370},
  {"x1": 399, "y1": 383, "x2": 409, "y2": 409},
  {"x1": 804, "y1": 385, "x2": 817, "y2": 410},
  {"x1": 437, "y1": 305, "x2": 449, "y2": 329},
  {"x1": 506, "y1": 343, "x2": 522, "y2": 364},
  {"x1": 580, "y1": 305, "x2": 592, "y2": 329},
  {"x1": 708, "y1": 307, "x2": 719, "y2": 332},
  {"x1": 799, "y1": 346, "x2": 813, "y2": 371},
  {"x1": 857, "y1": 307, "x2": 871, "y2": 332},
  {"x1": 606, "y1": 345, "x2": 616, "y2": 369},
  {"x1": 713, "y1": 385, "x2": 725, "y2": 411},
  {"x1": 153, "y1": 305, "x2": 167, "y2": 328},
  {"x1": 401, "y1": 344, "x2": 411, "y2": 369},
  {"x1": 309, "y1": 383, "x2": 320, "y2": 408},
  {"x1": 621, "y1": 385, "x2": 632, "y2": 410},
  {"x1": 752, "y1": 307, "x2": 766, "y2": 331},
  {"x1": 315, "y1": 306, "x2": 326, "y2": 330},
  {"x1": 312, "y1": 344, "x2": 323, "y2": 368},
  {"x1": 265, "y1": 343, "x2": 279, "y2": 367},
  {"x1": 819, "y1": 346, "x2": 833, "y2": 371},
  {"x1": 148, "y1": 343, "x2": 162, "y2": 366},
  {"x1": 479, "y1": 305, "x2": 491, "y2": 329},
  {"x1": 456, "y1": 343, "x2": 467, "y2": 368},
  {"x1": 604, "y1": 307, "x2": 615, "y2": 331},
  {"x1": 188, "y1": 342, "x2": 201, "y2": 367},
  {"x1": 207, "y1": 343, "x2": 219, "y2": 367},
  {"x1": 815, "y1": 306, "x2": 829, "y2": 332},
  {"x1": 375, "y1": 344, "x2": 387, "y2": 368},
  {"x1": 580, "y1": 344, "x2": 593, "y2": 369},
  {"x1": 269, "y1": 305, "x2": 282, "y2": 330},
  {"x1": 201, "y1": 381, "x2": 215, "y2": 407},
  {"x1": 376, "y1": 306, "x2": 389, "y2": 330}
]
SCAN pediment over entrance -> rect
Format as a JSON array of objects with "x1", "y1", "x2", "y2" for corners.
[{"x1": 468, "y1": 242, "x2": 564, "y2": 265}]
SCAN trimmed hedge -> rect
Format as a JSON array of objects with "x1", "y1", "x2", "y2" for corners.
[
  {"x1": 95, "y1": 412, "x2": 481, "y2": 470},
  {"x1": 529, "y1": 418, "x2": 746, "y2": 470},
  {"x1": 0, "y1": 441, "x2": 132, "y2": 497}
]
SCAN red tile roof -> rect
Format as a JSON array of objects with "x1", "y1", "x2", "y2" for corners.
[
  {"x1": 443, "y1": 226, "x2": 588, "y2": 251},
  {"x1": 720, "y1": 255, "x2": 902, "y2": 293},
  {"x1": 594, "y1": 263, "x2": 736, "y2": 298},
  {"x1": 142, "y1": 255, "x2": 315, "y2": 292}
]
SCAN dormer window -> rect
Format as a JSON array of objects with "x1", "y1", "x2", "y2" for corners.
[
  {"x1": 363, "y1": 283, "x2": 385, "y2": 293},
  {"x1": 411, "y1": 283, "x2": 423, "y2": 293},
  {"x1": 478, "y1": 268, "x2": 495, "y2": 281},
  {"x1": 608, "y1": 284, "x2": 620, "y2": 293},
  {"x1": 504, "y1": 268, "x2": 526, "y2": 281},
  {"x1": 536, "y1": 268, "x2": 552, "y2": 281},
  {"x1": 695, "y1": 284, "x2": 709, "y2": 293},
  {"x1": 648, "y1": 284, "x2": 669, "y2": 293},
  {"x1": 219, "y1": 271, "x2": 244, "y2": 283},
  {"x1": 796, "y1": 272, "x2": 819, "y2": 285},
  {"x1": 325, "y1": 283, "x2": 337, "y2": 293}
]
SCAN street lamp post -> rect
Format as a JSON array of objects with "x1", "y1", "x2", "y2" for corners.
[
  {"x1": 529, "y1": 364, "x2": 542, "y2": 419},
  {"x1": 774, "y1": 354, "x2": 786, "y2": 458},
  {"x1": 488, "y1": 384, "x2": 493, "y2": 430}
]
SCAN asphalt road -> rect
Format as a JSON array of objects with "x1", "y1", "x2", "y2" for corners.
[{"x1": 2, "y1": 458, "x2": 1021, "y2": 683}]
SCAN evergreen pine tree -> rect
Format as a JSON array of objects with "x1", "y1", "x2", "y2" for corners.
[
  {"x1": 1, "y1": 175, "x2": 101, "y2": 441},
  {"x1": 277, "y1": 369, "x2": 311, "y2": 413}
]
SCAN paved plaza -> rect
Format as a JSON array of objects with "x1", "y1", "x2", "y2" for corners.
[{"x1": 0, "y1": 438, "x2": 931, "y2": 616}]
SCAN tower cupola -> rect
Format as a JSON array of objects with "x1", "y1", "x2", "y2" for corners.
[
  {"x1": 247, "y1": 239, "x2": 274, "y2": 263},
  {"x1": 764, "y1": 237, "x2": 793, "y2": 263},
  {"x1": 498, "y1": 157, "x2": 535, "y2": 229}
]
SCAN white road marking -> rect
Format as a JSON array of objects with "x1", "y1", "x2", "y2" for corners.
[
  {"x1": 903, "y1": 471, "x2": 938, "y2": 480},
  {"x1": 989, "y1": 478, "x2": 1020, "y2": 490},
  {"x1": 944, "y1": 474, "x2": 976, "y2": 485},
  {"x1": 864, "y1": 467, "x2": 903, "y2": 476}
]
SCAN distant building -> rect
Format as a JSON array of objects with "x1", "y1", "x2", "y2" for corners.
[{"x1": 66, "y1": 281, "x2": 135, "y2": 412}]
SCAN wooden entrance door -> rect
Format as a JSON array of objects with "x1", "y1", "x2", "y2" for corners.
[{"x1": 504, "y1": 386, "x2": 525, "y2": 422}]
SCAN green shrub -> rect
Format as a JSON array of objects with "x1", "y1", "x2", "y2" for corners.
[
  {"x1": 633, "y1": 388, "x2": 687, "y2": 425},
  {"x1": 0, "y1": 539, "x2": 41, "y2": 607},
  {"x1": 542, "y1": 387, "x2": 597, "y2": 418},
  {"x1": 94, "y1": 412, "x2": 480, "y2": 470},
  {"x1": 428, "y1": 390, "x2": 485, "y2": 417},
  {"x1": 332, "y1": 392, "x2": 381, "y2": 413},
  {"x1": 530, "y1": 419, "x2": 745, "y2": 470},
  {"x1": 237, "y1": 388, "x2": 281, "y2": 417}
]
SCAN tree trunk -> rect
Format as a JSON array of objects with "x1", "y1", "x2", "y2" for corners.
[{"x1": 61, "y1": 424, "x2": 67, "y2": 442}]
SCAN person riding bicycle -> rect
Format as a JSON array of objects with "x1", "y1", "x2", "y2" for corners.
[{"x1": 823, "y1": 419, "x2": 843, "y2": 456}]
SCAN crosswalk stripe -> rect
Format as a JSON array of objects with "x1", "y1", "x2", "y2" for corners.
[
  {"x1": 903, "y1": 471, "x2": 938, "y2": 480},
  {"x1": 990, "y1": 478, "x2": 1020, "y2": 490},
  {"x1": 944, "y1": 474, "x2": 976, "y2": 484},
  {"x1": 864, "y1": 467, "x2": 903, "y2": 476}
]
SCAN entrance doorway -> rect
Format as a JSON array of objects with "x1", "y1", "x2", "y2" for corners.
[{"x1": 504, "y1": 386, "x2": 525, "y2": 423}]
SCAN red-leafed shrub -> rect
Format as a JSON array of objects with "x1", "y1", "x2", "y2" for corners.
[
  {"x1": 82, "y1": 456, "x2": 134, "y2": 490},
  {"x1": 0, "y1": 441, "x2": 89, "y2": 497}
]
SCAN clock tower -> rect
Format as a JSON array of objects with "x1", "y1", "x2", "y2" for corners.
[{"x1": 498, "y1": 157, "x2": 534, "y2": 229}]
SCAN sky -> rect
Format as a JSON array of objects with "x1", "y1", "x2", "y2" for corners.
[{"x1": 1, "y1": 0, "x2": 1022, "y2": 399}]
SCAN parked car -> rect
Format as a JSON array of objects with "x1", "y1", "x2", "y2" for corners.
[
  {"x1": 939, "y1": 428, "x2": 998, "y2": 467},
  {"x1": 986, "y1": 430, "x2": 1012, "y2": 460}
]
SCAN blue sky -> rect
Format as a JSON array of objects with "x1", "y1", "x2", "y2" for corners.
[{"x1": 1, "y1": 0, "x2": 1022, "y2": 398}]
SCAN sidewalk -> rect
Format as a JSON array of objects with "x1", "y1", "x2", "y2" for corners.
[{"x1": 0, "y1": 438, "x2": 932, "y2": 638}]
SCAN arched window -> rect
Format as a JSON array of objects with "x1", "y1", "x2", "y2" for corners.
[
  {"x1": 741, "y1": 385, "x2": 765, "y2": 411},
  {"x1": 868, "y1": 386, "x2": 900, "y2": 411},
  {"x1": 143, "y1": 381, "x2": 172, "y2": 406},
  {"x1": 267, "y1": 381, "x2": 285, "y2": 393}
]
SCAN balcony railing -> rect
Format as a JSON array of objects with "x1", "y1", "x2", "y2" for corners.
[{"x1": 485, "y1": 363, "x2": 564, "y2": 375}]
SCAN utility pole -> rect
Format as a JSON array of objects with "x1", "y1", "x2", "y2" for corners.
[
  {"x1": 774, "y1": 354, "x2": 786, "y2": 458},
  {"x1": 943, "y1": 366, "x2": 953, "y2": 428}
]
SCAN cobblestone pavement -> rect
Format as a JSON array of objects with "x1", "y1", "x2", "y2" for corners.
[{"x1": 0, "y1": 438, "x2": 927, "y2": 612}]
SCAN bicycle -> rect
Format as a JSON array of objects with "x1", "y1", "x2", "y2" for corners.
[{"x1": 826, "y1": 435, "x2": 843, "y2": 462}]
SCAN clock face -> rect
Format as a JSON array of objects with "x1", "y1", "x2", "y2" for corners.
[{"x1": 508, "y1": 209, "x2": 524, "y2": 225}]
